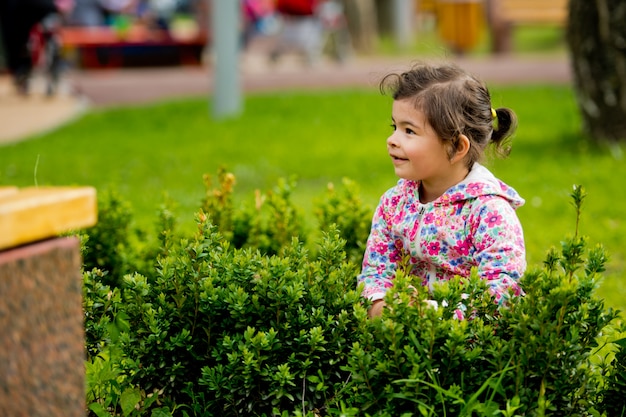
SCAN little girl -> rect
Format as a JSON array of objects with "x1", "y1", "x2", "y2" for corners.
[{"x1": 358, "y1": 62, "x2": 526, "y2": 318}]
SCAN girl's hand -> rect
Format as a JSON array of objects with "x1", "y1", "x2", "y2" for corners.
[{"x1": 368, "y1": 299, "x2": 386, "y2": 318}]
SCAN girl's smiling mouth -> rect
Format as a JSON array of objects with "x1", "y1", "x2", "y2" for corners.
[{"x1": 390, "y1": 154, "x2": 408, "y2": 163}]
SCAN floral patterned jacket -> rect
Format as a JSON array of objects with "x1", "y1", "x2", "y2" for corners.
[{"x1": 358, "y1": 163, "x2": 526, "y2": 306}]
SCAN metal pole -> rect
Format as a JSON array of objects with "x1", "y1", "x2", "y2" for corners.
[
  {"x1": 392, "y1": 0, "x2": 415, "y2": 49},
  {"x1": 211, "y1": 0, "x2": 242, "y2": 118}
]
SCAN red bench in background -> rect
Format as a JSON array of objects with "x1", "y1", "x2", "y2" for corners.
[{"x1": 59, "y1": 26, "x2": 208, "y2": 69}]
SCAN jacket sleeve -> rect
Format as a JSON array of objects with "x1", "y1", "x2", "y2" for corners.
[
  {"x1": 357, "y1": 195, "x2": 402, "y2": 301},
  {"x1": 469, "y1": 196, "x2": 526, "y2": 305}
]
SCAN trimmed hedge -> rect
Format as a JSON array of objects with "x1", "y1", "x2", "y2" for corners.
[{"x1": 82, "y1": 175, "x2": 625, "y2": 417}]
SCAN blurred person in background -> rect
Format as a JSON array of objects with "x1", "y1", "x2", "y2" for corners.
[
  {"x1": 242, "y1": 0, "x2": 278, "y2": 49},
  {"x1": 270, "y1": 0, "x2": 349, "y2": 66},
  {"x1": 96, "y1": 0, "x2": 134, "y2": 24},
  {"x1": 316, "y1": 0, "x2": 350, "y2": 63},
  {"x1": 135, "y1": 0, "x2": 177, "y2": 29},
  {"x1": 0, "y1": 0, "x2": 72, "y2": 93},
  {"x1": 67, "y1": 0, "x2": 106, "y2": 25},
  {"x1": 270, "y1": 0, "x2": 322, "y2": 65},
  {"x1": 68, "y1": 0, "x2": 138, "y2": 26}
]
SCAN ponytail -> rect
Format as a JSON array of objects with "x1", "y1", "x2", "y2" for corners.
[{"x1": 491, "y1": 107, "x2": 518, "y2": 157}]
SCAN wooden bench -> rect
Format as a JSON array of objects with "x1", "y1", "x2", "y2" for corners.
[
  {"x1": 417, "y1": 0, "x2": 567, "y2": 24},
  {"x1": 415, "y1": 0, "x2": 568, "y2": 53},
  {"x1": 417, "y1": 0, "x2": 567, "y2": 26},
  {"x1": 500, "y1": 0, "x2": 568, "y2": 26},
  {"x1": 488, "y1": 0, "x2": 568, "y2": 53},
  {"x1": 59, "y1": 26, "x2": 208, "y2": 69}
]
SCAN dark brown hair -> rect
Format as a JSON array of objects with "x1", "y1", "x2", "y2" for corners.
[{"x1": 380, "y1": 62, "x2": 517, "y2": 167}]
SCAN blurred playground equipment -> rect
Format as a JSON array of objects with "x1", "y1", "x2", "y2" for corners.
[
  {"x1": 59, "y1": 22, "x2": 206, "y2": 68},
  {"x1": 57, "y1": 0, "x2": 207, "y2": 68},
  {"x1": 47, "y1": 0, "x2": 568, "y2": 70}
]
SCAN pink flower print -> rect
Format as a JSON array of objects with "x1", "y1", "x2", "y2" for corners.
[
  {"x1": 466, "y1": 183, "x2": 484, "y2": 196},
  {"x1": 373, "y1": 241, "x2": 388, "y2": 254},
  {"x1": 485, "y1": 211, "x2": 503, "y2": 228},
  {"x1": 450, "y1": 192, "x2": 465, "y2": 202},
  {"x1": 484, "y1": 269, "x2": 502, "y2": 280},
  {"x1": 439, "y1": 193, "x2": 451, "y2": 203},
  {"x1": 492, "y1": 291, "x2": 503, "y2": 304},
  {"x1": 389, "y1": 248, "x2": 403, "y2": 263},
  {"x1": 510, "y1": 282, "x2": 523, "y2": 296},
  {"x1": 427, "y1": 241, "x2": 441, "y2": 255},
  {"x1": 423, "y1": 212, "x2": 435, "y2": 224},
  {"x1": 450, "y1": 201, "x2": 464, "y2": 216},
  {"x1": 408, "y1": 221, "x2": 419, "y2": 240},
  {"x1": 453, "y1": 239, "x2": 471, "y2": 256}
]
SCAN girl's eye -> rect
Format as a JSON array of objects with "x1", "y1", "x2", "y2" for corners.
[
  {"x1": 390, "y1": 124, "x2": 397, "y2": 131},
  {"x1": 405, "y1": 128, "x2": 415, "y2": 135}
]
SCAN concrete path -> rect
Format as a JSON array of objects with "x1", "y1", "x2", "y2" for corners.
[
  {"x1": 0, "y1": 51, "x2": 572, "y2": 145},
  {"x1": 0, "y1": 75, "x2": 88, "y2": 145},
  {"x1": 69, "y1": 53, "x2": 572, "y2": 107}
]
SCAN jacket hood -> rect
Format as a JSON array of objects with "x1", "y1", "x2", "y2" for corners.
[
  {"x1": 409, "y1": 163, "x2": 525, "y2": 209},
  {"x1": 447, "y1": 163, "x2": 524, "y2": 208}
]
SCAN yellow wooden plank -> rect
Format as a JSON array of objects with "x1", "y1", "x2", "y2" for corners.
[
  {"x1": 0, "y1": 186, "x2": 97, "y2": 250},
  {"x1": 501, "y1": 0, "x2": 568, "y2": 24},
  {"x1": 0, "y1": 187, "x2": 19, "y2": 199},
  {"x1": 504, "y1": 10, "x2": 567, "y2": 24}
]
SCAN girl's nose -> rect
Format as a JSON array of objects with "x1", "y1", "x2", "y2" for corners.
[{"x1": 387, "y1": 132, "x2": 398, "y2": 147}]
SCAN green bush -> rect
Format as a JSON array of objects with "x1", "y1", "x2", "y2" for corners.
[
  {"x1": 344, "y1": 242, "x2": 619, "y2": 415},
  {"x1": 340, "y1": 187, "x2": 623, "y2": 416},
  {"x1": 596, "y1": 322, "x2": 626, "y2": 416},
  {"x1": 313, "y1": 178, "x2": 372, "y2": 264},
  {"x1": 86, "y1": 221, "x2": 362, "y2": 416},
  {"x1": 81, "y1": 188, "x2": 138, "y2": 288},
  {"x1": 201, "y1": 167, "x2": 308, "y2": 256},
  {"x1": 80, "y1": 187, "x2": 190, "y2": 289},
  {"x1": 82, "y1": 179, "x2": 625, "y2": 417}
]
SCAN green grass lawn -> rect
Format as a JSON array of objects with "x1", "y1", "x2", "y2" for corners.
[{"x1": 1, "y1": 85, "x2": 625, "y2": 312}]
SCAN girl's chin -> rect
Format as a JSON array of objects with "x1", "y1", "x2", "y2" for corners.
[
  {"x1": 393, "y1": 169, "x2": 419, "y2": 182},
  {"x1": 393, "y1": 167, "x2": 412, "y2": 179}
]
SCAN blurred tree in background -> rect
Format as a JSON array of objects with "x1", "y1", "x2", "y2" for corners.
[
  {"x1": 342, "y1": 0, "x2": 378, "y2": 52},
  {"x1": 567, "y1": 0, "x2": 626, "y2": 142}
]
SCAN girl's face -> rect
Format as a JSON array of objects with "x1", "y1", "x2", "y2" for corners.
[{"x1": 387, "y1": 99, "x2": 463, "y2": 200}]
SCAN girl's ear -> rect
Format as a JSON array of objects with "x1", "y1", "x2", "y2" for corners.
[{"x1": 450, "y1": 134, "x2": 470, "y2": 164}]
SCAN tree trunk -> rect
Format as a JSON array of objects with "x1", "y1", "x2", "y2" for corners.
[
  {"x1": 342, "y1": 0, "x2": 378, "y2": 53},
  {"x1": 567, "y1": 0, "x2": 626, "y2": 142},
  {"x1": 485, "y1": 0, "x2": 513, "y2": 54}
]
